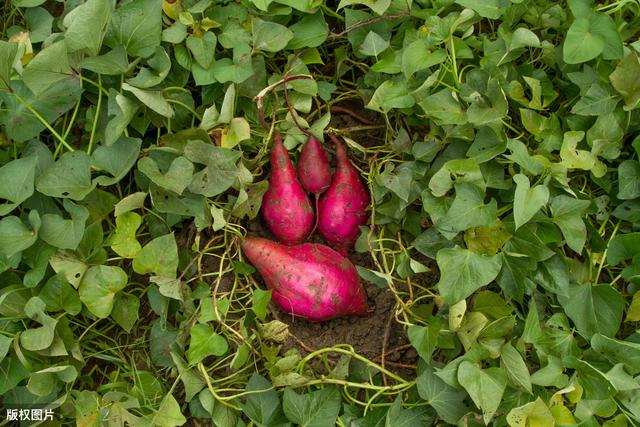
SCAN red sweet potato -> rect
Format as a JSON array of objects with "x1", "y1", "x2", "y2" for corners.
[
  {"x1": 241, "y1": 236, "x2": 368, "y2": 321},
  {"x1": 318, "y1": 135, "x2": 370, "y2": 254},
  {"x1": 262, "y1": 132, "x2": 314, "y2": 245}
]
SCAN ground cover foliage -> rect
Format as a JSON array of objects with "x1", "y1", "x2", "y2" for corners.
[{"x1": 1, "y1": 0, "x2": 640, "y2": 425}]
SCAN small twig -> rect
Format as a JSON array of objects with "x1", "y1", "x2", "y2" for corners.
[
  {"x1": 254, "y1": 74, "x2": 313, "y2": 129},
  {"x1": 283, "y1": 50, "x2": 310, "y2": 136},
  {"x1": 330, "y1": 106, "x2": 375, "y2": 125},
  {"x1": 284, "y1": 78, "x2": 309, "y2": 136},
  {"x1": 383, "y1": 361, "x2": 416, "y2": 370},
  {"x1": 329, "y1": 11, "x2": 411, "y2": 38},
  {"x1": 289, "y1": 332, "x2": 316, "y2": 354},
  {"x1": 306, "y1": 194, "x2": 321, "y2": 240},
  {"x1": 373, "y1": 343, "x2": 413, "y2": 361},
  {"x1": 380, "y1": 309, "x2": 395, "y2": 387}
]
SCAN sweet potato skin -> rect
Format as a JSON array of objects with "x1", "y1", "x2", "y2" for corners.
[
  {"x1": 297, "y1": 135, "x2": 331, "y2": 195},
  {"x1": 241, "y1": 237, "x2": 368, "y2": 322},
  {"x1": 262, "y1": 132, "x2": 314, "y2": 245},
  {"x1": 318, "y1": 137, "x2": 370, "y2": 253}
]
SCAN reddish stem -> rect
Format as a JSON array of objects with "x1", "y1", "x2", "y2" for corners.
[
  {"x1": 330, "y1": 106, "x2": 374, "y2": 125},
  {"x1": 307, "y1": 193, "x2": 320, "y2": 240},
  {"x1": 284, "y1": 78, "x2": 309, "y2": 136}
]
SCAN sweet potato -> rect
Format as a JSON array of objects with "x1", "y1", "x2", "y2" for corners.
[
  {"x1": 318, "y1": 135, "x2": 370, "y2": 253},
  {"x1": 241, "y1": 236, "x2": 368, "y2": 321},
  {"x1": 297, "y1": 134, "x2": 331, "y2": 195},
  {"x1": 262, "y1": 132, "x2": 314, "y2": 245}
]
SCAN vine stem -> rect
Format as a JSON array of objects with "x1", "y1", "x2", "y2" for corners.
[
  {"x1": 253, "y1": 74, "x2": 313, "y2": 129},
  {"x1": 298, "y1": 345, "x2": 408, "y2": 384},
  {"x1": 328, "y1": 10, "x2": 411, "y2": 38},
  {"x1": 283, "y1": 77, "x2": 309, "y2": 136},
  {"x1": 12, "y1": 90, "x2": 75, "y2": 152},
  {"x1": 595, "y1": 220, "x2": 621, "y2": 283}
]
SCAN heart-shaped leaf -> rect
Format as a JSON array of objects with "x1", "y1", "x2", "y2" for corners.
[{"x1": 513, "y1": 174, "x2": 549, "y2": 229}]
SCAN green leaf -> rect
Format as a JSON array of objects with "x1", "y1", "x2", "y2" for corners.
[
  {"x1": 22, "y1": 41, "x2": 73, "y2": 96},
  {"x1": 122, "y1": 82, "x2": 174, "y2": 117},
  {"x1": 626, "y1": 291, "x2": 640, "y2": 322},
  {"x1": 436, "y1": 183, "x2": 498, "y2": 235},
  {"x1": 40, "y1": 274, "x2": 82, "y2": 315},
  {"x1": 186, "y1": 32, "x2": 217, "y2": 69},
  {"x1": 607, "y1": 233, "x2": 640, "y2": 265},
  {"x1": 138, "y1": 156, "x2": 193, "y2": 195},
  {"x1": 126, "y1": 46, "x2": 171, "y2": 88},
  {"x1": 510, "y1": 28, "x2": 541, "y2": 50},
  {"x1": 0, "y1": 79, "x2": 82, "y2": 143},
  {"x1": 283, "y1": 386, "x2": 341, "y2": 427},
  {"x1": 466, "y1": 126, "x2": 507, "y2": 163},
  {"x1": 436, "y1": 247, "x2": 503, "y2": 304},
  {"x1": 402, "y1": 40, "x2": 446, "y2": 79},
  {"x1": 418, "y1": 89, "x2": 465, "y2": 125},
  {"x1": 408, "y1": 320, "x2": 441, "y2": 361},
  {"x1": 150, "y1": 276, "x2": 184, "y2": 301},
  {"x1": 150, "y1": 319, "x2": 178, "y2": 368},
  {"x1": 162, "y1": 22, "x2": 187, "y2": 44},
  {"x1": 337, "y1": 0, "x2": 391, "y2": 15},
  {"x1": 105, "y1": 0, "x2": 162, "y2": 58},
  {"x1": 512, "y1": 174, "x2": 549, "y2": 229},
  {"x1": 40, "y1": 200, "x2": 89, "y2": 250},
  {"x1": 0, "y1": 40, "x2": 18, "y2": 89},
  {"x1": 80, "y1": 45, "x2": 129, "y2": 75},
  {"x1": 252, "y1": 288, "x2": 271, "y2": 321},
  {"x1": 457, "y1": 361, "x2": 507, "y2": 424},
  {"x1": 232, "y1": 180, "x2": 269, "y2": 220},
  {"x1": 560, "y1": 283, "x2": 624, "y2": 339},
  {"x1": 550, "y1": 195, "x2": 590, "y2": 253},
  {"x1": 252, "y1": 18, "x2": 293, "y2": 52},
  {"x1": 0, "y1": 156, "x2": 37, "y2": 215},
  {"x1": 592, "y1": 334, "x2": 640, "y2": 375},
  {"x1": 133, "y1": 233, "x2": 179, "y2": 277},
  {"x1": 105, "y1": 91, "x2": 139, "y2": 145},
  {"x1": 110, "y1": 293, "x2": 139, "y2": 332},
  {"x1": 367, "y1": 80, "x2": 415, "y2": 112},
  {"x1": 610, "y1": 50, "x2": 640, "y2": 110},
  {"x1": 63, "y1": 0, "x2": 113, "y2": 56},
  {"x1": 27, "y1": 365, "x2": 77, "y2": 397},
  {"x1": 563, "y1": 17, "x2": 604, "y2": 64},
  {"x1": 20, "y1": 296, "x2": 58, "y2": 351},
  {"x1": 500, "y1": 342, "x2": 532, "y2": 394},
  {"x1": 288, "y1": 12, "x2": 329, "y2": 49},
  {"x1": 79, "y1": 265, "x2": 128, "y2": 318},
  {"x1": 239, "y1": 374, "x2": 287, "y2": 426},
  {"x1": 109, "y1": 211, "x2": 142, "y2": 258},
  {"x1": 384, "y1": 396, "x2": 430, "y2": 427},
  {"x1": 185, "y1": 141, "x2": 240, "y2": 197},
  {"x1": 188, "y1": 324, "x2": 229, "y2": 365},
  {"x1": 416, "y1": 366, "x2": 468, "y2": 424},
  {"x1": 455, "y1": 0, "x2": 508, "y2": 19},
  {"x1": 0, "y1": 357, "x2": 30, "y2": 396},
  {"x1": 571, "y1": 83, "x2": 619, "y2": 116},
  {"x1": 359, "y1": 31, "x2": 389, "y2": 57},
  {"x1": 92, "y1": 136, "x2": 142, "y2": 186},
  {"x1": 0, "y1": 211, "x2": 40, "y2": 258},
  {"x1": 506, "y1": 398, "x2": 554, "y2": 427},
  {"x1": 49, "y1": 250, "x2": 88, "y2": 288},
  {"x1": 221, "y1": 117, "x2": 251, "y2": 148},
  {"x1": 506, "y1": 138, "x2": 546, "y2": 175},
  {"x1": 36, "y1": 151, "x2": 94, "y2": 200},
  {"x1": 464, "y1": 222, "x2": 511, "y2": 255},
  {"x1": 114, "y1": 192, "x2": 147, "y2": 217},
  {"x1": 618, "y1": 160, "x2": 640, "y2": 200},
  {"x1": 154, "y1": 394, "x2": 187, "y2": 427}
]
